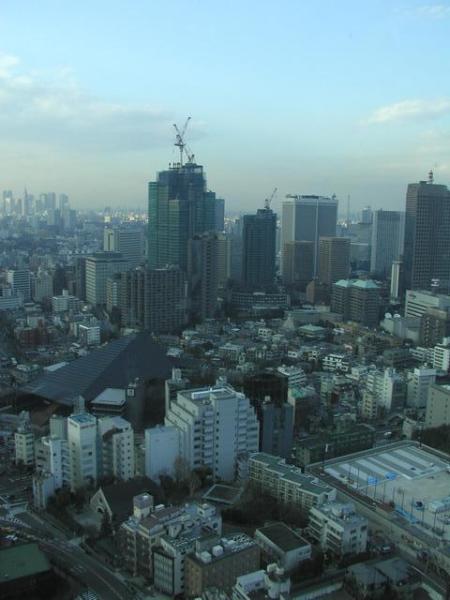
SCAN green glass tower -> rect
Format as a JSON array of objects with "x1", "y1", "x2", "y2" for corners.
[{"x1": 148, "y1": 162, "x2": 218, "y2": 271}]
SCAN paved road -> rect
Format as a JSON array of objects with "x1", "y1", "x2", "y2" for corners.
[{"x1": 1, "y1": 514, "x2": 135, "y2": 599}]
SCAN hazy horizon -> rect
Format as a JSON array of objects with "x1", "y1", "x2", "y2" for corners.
[{"x1": 0, "y1": 1, "x2": 449, "y2": 212}]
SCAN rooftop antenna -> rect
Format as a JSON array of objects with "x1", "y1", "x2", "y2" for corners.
[
  {"x1": 264, "y1": 187, "x2": 277, "y2": 210},
  {"x1": 173, "y1": 117, "x2": 195, "y2": 166},
  {"x1": 428, "y1": 169, "x2": 434, "y2": 184}
]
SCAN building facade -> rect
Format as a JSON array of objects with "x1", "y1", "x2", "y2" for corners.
[
  {"x1": 370, "y1": 210, "x2": 405, "y2": 278},
  {"x1": 242, "y1": 207, "x2": 277, "y2": 290}
]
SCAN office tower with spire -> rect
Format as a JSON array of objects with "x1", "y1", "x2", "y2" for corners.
[
  {"x1": 404, "y1": 172, "x2": 450, "y2": 292},
  {"x1": 370, "y1": 210, "x2": 405, "y2": 278},
  {"x1": 282, "y1": 195, "x2": 338, "y2": 277},
  {"x1": 242, "y1": 205, "x2": 277, "y2": 290},
  {"x1": 147, "y1": 120, "x2": 221, "y2": 271}
]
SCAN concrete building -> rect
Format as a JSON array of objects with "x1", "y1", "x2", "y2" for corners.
[
  {"x1": 144, "y1": 425, "x2": 181, "y2": 481},
  {"x1": 32, "y1": 269, "x2": 53, "y2": 302},
  {"x1": 405, "y1": 289, "x2": 450, "y2": 320},
  {"x1": 85, "y1": 251, "x2": 129, "y2": 305},
  {"x1": 119, "y1": 500, "x2": 221, "y2": 579},
  {"x1": 407, "y1": 366, "x2": 437, "y2": 408},
  {"x1": 248, "y1": 452, "x2": 336, "y2": 514},
  {"x1": 366, "y1": 368, "x2": 406, "y2": 412},
  {"x1": 118, "y1": 266, "x2": 187, "y2": 334},
  {"x1": 165, "y1": 385, "x2": 259, "y2": 481},
  {"x1": 370, "y1": 210, "x2": 405, "y2": 278},
  {"x1": 232, "y1": 566, "x2": 291, "y2": 600},
  {"x1": 281, "y1": 240, "x2": 314, "y2": 289},
  {"x1": 104, "y1": 226, "x2": 144, "y2": 268},
  {"x1": 7, "y1": 269, "x2": 31, "y2": 301},
  {"x1": 14, "y1": 425, "x2": 34, "y2": 466},
  {"x1": 331, "y1": 279, "x2": 380, "y2": 327},
  {"x1": 425, "y1": 384, "x2": 450, "y2": 428},
  {"x1": 254, "y1": 523, "x2": 311, "y2": 571},
  {"x1": 184, "y1": 533, "x2": 260, "y2": 597},
  {"x1": 277, "y1": 365, "x2": 307, "y2": 389},
  {"x1": 188, "y1": 232, "x2": 219, "y2": 321},
  {"x1": 318, "y1": 237, "x2": 350, "y2": 285},
  {"x1": 403, "y1": 177, "x2": 450, "y2": 291},
  {"x1": 308, "y1": 502, "x2": 368, "y2": 558},
  {"x1": 35, "y1": 435, "x2": 70, "y2": 490},
  {"x1": 67, "y1": 412, "x2": 98, "y2": 491},
  {"x1": 260, "y1": 401, "x2": 294, "y2": 460},
  {"x1": 98, "y1": 416, "x2": 135, "y2": 481},
  {"x1": 281, "y1": 195, "x2": 338, "y2": 277},
  {"x1": 51, "y1": 289, "x2": 81, "y2": 313},
  {"x1": 420, "y1": 307, "x2": 450, "y2": 347},
  {"x1": 78, "y1": 324, "x2": 101, "y2": 346}
]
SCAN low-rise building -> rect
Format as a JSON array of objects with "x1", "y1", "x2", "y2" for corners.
[
  {"x1": 254, "y1": 523, "x2": 311, "y2": 571},
  {"x1": 425, "y1": 383, "x2": 450, "y2": 428},
  {"x1": 184, "y1": 533, "x2": 260, "y2": 598},
  {"x1": 248, "y1": 452, "x2": 336, "y2": 514},
  {"x1": 308, "y1": 502, "x2": 368, "y2": 558},
  {"x1": 232, "y1": 565, "x2": 291, "y2": 600}
]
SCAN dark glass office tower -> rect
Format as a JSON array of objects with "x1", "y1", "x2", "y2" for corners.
[
  {"x1": 404, "y1": 177, "x2": 450, "y2": 291},
  {"x1": 148, "y1": 163, "x2": 218, "y2": 271},
  {"x1": 242, "y1": 207, "x2": 277, "y2": 290}
]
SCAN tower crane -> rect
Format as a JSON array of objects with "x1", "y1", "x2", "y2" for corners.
[
  {"x1": 173, "y1": 117, "x2": 195, "y2": 165},
  {"x1": 264, "y1": 187, "x2": 277, "y2": 209}
]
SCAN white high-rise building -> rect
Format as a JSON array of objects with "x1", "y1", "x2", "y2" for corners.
[
  {"x1": 366, "y1": 368, "x2": 406, "y2": 412},
  {"x1": 98, "y1": 416, "x2": 135, "y2": 481},
  {"x1": 14, "y1": 426, "x2": 34, "y2": 466},
  {"x1": 85, "y1": 251, "x2": 129, "y2": 305},
  {"x1": 67, "y1": 413, "x2": 98, "y2": 491},
  {"x1": 7, "y1": 269, "x2": 32, "y2": 301},
  {"x1": 35, "y1": 435, "x2": 70, "y2": 489},
  {"x1": 145, "y1": 425, "x2": 181, "y2": 481},
  {"x1": 407, "y1": 366, "x2": 437, "y2": 408},
  {"x1": 165, "y1": 385, "x2": 259, "y2": 481}
]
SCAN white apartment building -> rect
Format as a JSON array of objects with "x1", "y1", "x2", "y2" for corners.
[
  {"x1": 433, "y1": 338, "x2": 450, "y2": 372},
  {"x1": 35, "y1": 435, "x2": 70, "y2": 489},
  {"x1": 248, "y1": 452, "x2": 336, "y2": 515},
  {"x1": 98, "y1": 416, "x2": 135, "y2": 481},
  {"x1": 308, "y1": 502, "x2": 368, "y2": 558},
  {"x1": 78, "y1": 324, "x2": 101, "y2": 346},
  {"x1": 366, "y1": 368, "x2": 406, "y2": 412},
  {"x1": 425, "y1": 384, "x2": 450, "y2": 428},
  {"x1": 51, "y1": 289, "x2": 81, "y2": 313},
  {"x1": 165, "y1": 385, "x2": 259, "y2": 481},
  {"x1": 67, "y1": 412, "x2": 98, "y2": 491},
  {"x1": 14, "y1": 427, "x2": 34, "y2": 466},
  {"x1": 407, "y1": 366, "x2": 437, "y2": 408},
  {"x1": 277, "y1": 365, "x2": 307, "y2": 388},
  {"x1": 145, "y1": 425, "x2": 181, "y2": 481}
]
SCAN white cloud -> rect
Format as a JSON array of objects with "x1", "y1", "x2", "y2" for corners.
[
  {"x1": 367, "y1": 99, "x2": 450, "y2": 124},
  {"x1": 0, "y1": 52, "x2": 186, "y2": 152},
  {"x1": 416, "y1": 4, "x2": 450, "y2": 19}
]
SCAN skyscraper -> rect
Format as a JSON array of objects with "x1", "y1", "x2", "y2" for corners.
[
  {"x1": 318, "y1": 237, "x2": 350, "y2": 286},
  {"x1": 282, "y1": 241, "x2": 314, "y2": 289},
  {"x1": 282, "y1": 195, "x2": 338, "y2": 277},
  {"x1": 370, "y1": 210, "x2": 405, "y2": 278},
  {"x1": 104, "y1": 226, "x2": 145, "y2": 268},
  {"x1": 404, "y1": 175, "x2": 450, "y2": 291},
  {"x1": 242, "y1": 207, "x2": 277, "y2": 290},
  {"x1": 148, "y1": 162, "x2": 219, "y2": 271},
  {"x1": 187, "y1": 232, "x2": 219, "y2": 321}
]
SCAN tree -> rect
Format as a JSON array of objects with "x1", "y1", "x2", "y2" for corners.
[{"x1": 188, "y1": 471, "x2": 202, "y2": 497}]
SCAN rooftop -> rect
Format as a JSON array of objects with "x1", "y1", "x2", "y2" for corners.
[
  {"x1": 92, "y1": 387, "x2": 126, "y2": 406},
  {"x1": 256, "y1": 522, "x2": 310, "y2": 552},
  {"x1": 0, "y1": 543, "x2": 51, "y2": 582}
]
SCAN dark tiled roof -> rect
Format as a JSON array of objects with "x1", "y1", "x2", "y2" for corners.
[
  {"x1": 256, "y1": 522, "x2": 309, "y2": 552},
  {"x1": 21, "y1": 332, "x2": 174, "y2": 405}
]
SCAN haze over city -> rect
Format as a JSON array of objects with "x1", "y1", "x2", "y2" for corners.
[{"x1": 0, "y1": 0, "x2": 450, "y2": 211}]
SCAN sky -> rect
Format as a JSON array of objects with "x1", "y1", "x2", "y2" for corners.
[{"x1": 0, "y1": 1, "x2": 449, "y2": 213}]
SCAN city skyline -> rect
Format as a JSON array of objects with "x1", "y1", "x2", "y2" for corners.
[{"x1": 0, "y1": 1, "x2": 449, "y2": 210}]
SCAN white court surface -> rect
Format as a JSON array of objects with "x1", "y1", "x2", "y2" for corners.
[{"x1": 324, "y1": 443, "x2": 450, "y2": 541}]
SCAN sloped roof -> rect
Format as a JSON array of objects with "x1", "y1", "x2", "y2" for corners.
[
  {"x1": 21, "y1": 332, "x2": 173, "y2": 406},
  {"x1": 101, "y1": 476, "x2": 161, "y2": 520}
]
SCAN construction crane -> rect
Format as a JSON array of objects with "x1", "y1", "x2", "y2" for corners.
[
  {"x1": 173, "y1": 117, "x2": 195, "y2": 165},
  {"x1": 264, "y1": 187, "x2": 277, "y2": 209}
]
